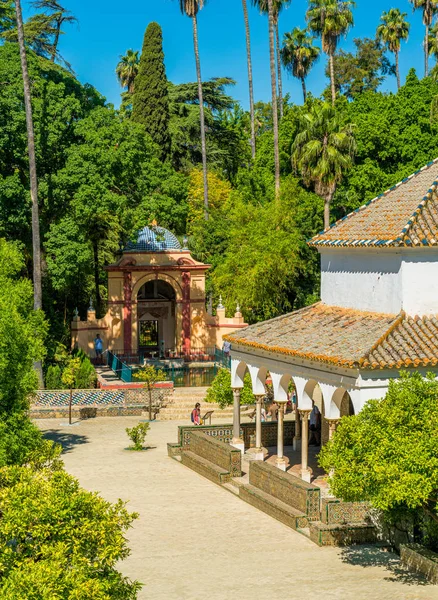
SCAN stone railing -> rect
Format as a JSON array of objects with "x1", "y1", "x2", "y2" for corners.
[
  {"x1": 176, "y1": 421, "x2": 295, "y2": 451},
  {"x1": 249, "y1": 460, "x2": 321, "y2": 520},
  {"x1": 189, "y1": 430, "x2": 241, "y2": 478},
  {"x1": 400, "y1": 544, "x2": 438, "y2": 584},
  {"x1": 321, "y1": 499, "x2": 371, "y2": 525}
]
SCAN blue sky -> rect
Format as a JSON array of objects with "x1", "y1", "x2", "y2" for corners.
[{"x1": 46, "y1": 0, "x2": 429, "y2": 108}]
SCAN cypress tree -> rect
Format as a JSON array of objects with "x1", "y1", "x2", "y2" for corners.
[{"x1": 132, "y1": 22, "x2": 171, "y2": 160}]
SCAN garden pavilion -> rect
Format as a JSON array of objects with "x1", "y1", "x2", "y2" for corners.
[{"x1": 226, "y1": 159, "x2": 438, "y2": 482}]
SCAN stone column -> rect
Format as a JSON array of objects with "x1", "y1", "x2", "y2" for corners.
[
  {"x1": 254, "y1": 394, "x2": 265, "y2": 461},
  {"x1": 293, "y1": 403, "x2": 301, "y2": 451},
  {"x1": 231, "y1": 388, "x2": 244, "y2": 453},
  {"x1": 123, "y1": 271, "x2": 132, "y2": 353},
  {"x1": 276, "y1": 402, "x2": 287, "y2": 471},
  {"x1": 299, "y1": 409, "x2": 311, "y2": 483},
  {"x1": 181, "y1": 271, "x2": 191, "y2": 355},
  {"x1": 327, "y1": 418, "x2": 340, "y2": 441}
]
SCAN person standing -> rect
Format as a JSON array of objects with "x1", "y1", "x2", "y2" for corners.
[
  {"x1": 309, "y1": 404, "x2": 321, "y2": 446},
  {"x1": 191, "y1": 402, "x2": 201, "y2": 426},
  {"x1": 94, "y1": 334, "x2": 103, "y2": 361}
]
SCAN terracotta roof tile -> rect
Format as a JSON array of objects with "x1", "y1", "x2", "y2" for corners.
[
  {"x1": 226, "y1": 303, "x2": 438, "y2": 370},
  {"x1": 309, "y1": 159, "x2": 438, "y2": 248}
]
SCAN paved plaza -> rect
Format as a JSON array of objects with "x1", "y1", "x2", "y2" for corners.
[{"x1": 37, "y1": 417, "x2": 437, "y2": 600}]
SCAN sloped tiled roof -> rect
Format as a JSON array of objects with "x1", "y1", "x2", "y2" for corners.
[
  {"x1": 225, "y1": 304, "x2": 438, "y2": 370},
  {"x1": 309, "y1": 159, "x2": 438, "y2": 247}
]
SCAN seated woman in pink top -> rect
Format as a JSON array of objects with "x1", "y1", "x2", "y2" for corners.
[{"x1": 191, "y1": 403, "x2": 201, "y2": 425}]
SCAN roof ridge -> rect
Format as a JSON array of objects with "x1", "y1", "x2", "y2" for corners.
[
  {"x1": 308, "y1": 158, "x2": 438, "y2": 247},
  {"x1": 399, "y1": 182, "x2": 438, "y2": 246},
  {"x1": 359, "y1": 311, "x2": 406, "y2": 367}
]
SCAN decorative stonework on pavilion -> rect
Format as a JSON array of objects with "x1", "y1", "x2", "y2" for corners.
[
  {"x1": 72, "y1": 225, "x2": 246, "y2": 356},
  {"x1": 225, "y1": 159, "x2": 438, "y2": 481}
]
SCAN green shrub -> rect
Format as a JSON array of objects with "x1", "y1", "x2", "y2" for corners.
[
  {"x1": 206, "y1": 368, "x2": 255, "y2": 409},
  {"x1": 74, "y1": 357, "x2": 97, "y2": 389},
  {"x1": 125, "y1": 422, "x2": 150, "y2": 451},
  {"x1": 45, "y1": 365, "x2": 65, "y2": 390}
]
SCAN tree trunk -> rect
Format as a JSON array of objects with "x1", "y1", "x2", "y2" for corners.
[
  {"x1": 69, "y1": 387, "x2": 72, "y2": 425},
  {"x1": 93, "y1": 241, "x2": 101, "y2": 315},
  {"x1": 275, "y1": 21, "x2": 283, "y2": 119},
  {"x1": 148, "y1": 386, "x2": 152, "y2": 421},
  {"x1": 192, "y1": 15, "x2": 209, "y2": 220},
  {"x1": 323, "y1": 190, "x2": 335, "y2": 230},
  {"x1": 301, "y1": 76, "x2": 307, "y2": 103},
  {"x1": 425, "y1": 31, "x2": 428, "y2": 78},
  {"x1": 396, "y1": 49, "x2": 401, "y2": 90},
  {"x1": 15, "y1": 0, "x2": 44, "y2": 389},
  {"x1": 242, "y1": 0, "x2": 256, "y2": 158},
  {"x1": 51, "y1": 22, "x2": 61, "y2": 62},
  {"x1": 268, "y1": 0, "x2": 280, "y2": 201},
  {"x1": 329, "y1": 51, "x2": 336, "y2": 105}
]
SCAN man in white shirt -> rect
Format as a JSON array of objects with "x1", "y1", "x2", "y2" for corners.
[{"x1": 309, "y1": 405, "x2": 321, "y2": 446}]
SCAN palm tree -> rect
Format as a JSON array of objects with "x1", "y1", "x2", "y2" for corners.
[
  {"x1": 177, "y1": 0, "x2": 209, "y2": 220},
  {"x1": 116, "y1": 49, "x2": 140, "y2": 94},
  {"x1": 306, "y1": 0, "x2": 355, "y2": 106},
  {"x1": 409, "y1": 0, "x2": 438, "y2": 77},
  {"x1": 292, "y1": 101, "x2": 356, "y2": 229},
  {"x1": 377, "y1": 9, "x2": 410, "y2": 90},
  {"x1": 268, "y1": 0, "x2": 280, "y2": 198},
  {"x1": 253, "y1": 0, "x2": 290, "y2": 118},
  {"x1": 31, "y1": 0, "x2": 77, "y2": 62},
  {"x1": 241, "y1": 0, "x2": 256, "y2": 158},
  {"x1": 14, "y1": 0, "x2": 43, "y2": 385},
  {"x1": 281, "y1": 27, "x2": 320, "y2": 102},
  {"x1": 429, "y1": 22, "x2": 438, "y2": 63}
]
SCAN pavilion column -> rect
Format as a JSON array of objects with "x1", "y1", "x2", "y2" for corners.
[
  {"x1": 275, "y1": 402, "x2": 287, "y2": 471},
  {"x1": 299, "y1": 409, "x2": 311, "y2": 483},
  {"x1": 293, "y1": 403, "x2": 301, "y2": 451},
  {"x1": 231, "y1": 388, "x2": 244, "y2": 453},
  {"x1": 327, "y1": 418, "x2": 340, "y2": 441},
  {"x1": 181, "y1": 271, "x2": 191, "y2": 355},
  {"x1": 254, "y1": 394, "x2": 265, "y2": 461},
  {"x1": 123, "y1": 271, "x2": 132, "y2": 353}
]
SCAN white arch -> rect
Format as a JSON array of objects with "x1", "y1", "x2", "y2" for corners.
[
  {"x1": 231, "y1": 359, "x2": 248, "y2": 389},
  {"x1": 248, "y1": 365, "x2": 268, "y2": 395},
  {"x1": 270, "y1": 372, "x2": 293, "y2": 402}
]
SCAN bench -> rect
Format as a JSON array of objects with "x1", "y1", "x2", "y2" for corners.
[
  {"x1": 240, "y1": 461, "x2": 321, "y2": 531},
  {"x1": 181, "y1": 430, "x2": 242, "y2": 485}
]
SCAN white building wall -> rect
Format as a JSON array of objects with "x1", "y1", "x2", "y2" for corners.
[
  {"x1": 320, "y1": 249, "x2": 403, "y2": 314},
  {"x1": 320, "y1": 248, "x2": 438, "y2": 316},
  {"x1": 401, "y1": 252, "x2": 438, "y2": 315}
]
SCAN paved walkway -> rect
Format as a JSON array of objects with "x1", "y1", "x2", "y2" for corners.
[{"x1": 36, "y1": 417, "x2": 437, "y2": 600}]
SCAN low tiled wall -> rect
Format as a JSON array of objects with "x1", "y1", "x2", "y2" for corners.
[
  {"x1": 249, "y1": 460, "x2": 320, "y2": 520},
  {"x1": 178, "y1": 421, "x2": 295, "y2": 450},
  {"x1": 190, "y1": 430, "x2": 241, "y2": 477},
  {"x1": 400, "y1": 544, "x2": 438, "y2": 584},
  {"x1": 321, "y1": 499, "x2": 371, "y2": 525},
  {"x1": 31, "y1": 387, "x2": 173, "y2": 419}
]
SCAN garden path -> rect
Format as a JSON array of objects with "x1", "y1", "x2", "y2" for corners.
[{"x1": 37, "y1": 417, "x2": 437, "y2": 600}]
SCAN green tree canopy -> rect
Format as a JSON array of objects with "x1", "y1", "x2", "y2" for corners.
[{"x1": 132, "y1": 22, "x2": 171, "y2": 160}]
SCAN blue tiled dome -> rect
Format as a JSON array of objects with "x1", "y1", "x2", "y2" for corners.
[{"x1": 124, "y1": 226, "x2": 182, "y2": 252}]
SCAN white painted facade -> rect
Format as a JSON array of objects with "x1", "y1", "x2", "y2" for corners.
[{"x1": 320, "y1": 247, "x2": 438, "y2": 316}]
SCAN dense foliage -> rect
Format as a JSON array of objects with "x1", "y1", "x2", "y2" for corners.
[
  {"x1": 206, "y1": 368, "x2": 255, "y2": 408},
  {"x1": 132, "y1": 22, "x2": 171, "y2": 160},
  {"x1": 320, "y1": 372, "x2": 438, "y2": 550}
]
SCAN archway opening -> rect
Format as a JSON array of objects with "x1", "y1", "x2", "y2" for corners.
[{"x1": 137, "y1": 280, "x2": 176, "y2": 355}]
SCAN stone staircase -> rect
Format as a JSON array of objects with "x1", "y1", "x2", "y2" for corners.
[{"x1": 156, "y1": 387, "x2": 234, "y2": 421}]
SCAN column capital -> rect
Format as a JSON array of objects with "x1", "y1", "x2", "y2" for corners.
[
  {"x1": 254, "y1": 394, "x2": 265, "y2": 402},
  {"x1": 299, "y1": 409, "x2": 311, "y2": 419}
]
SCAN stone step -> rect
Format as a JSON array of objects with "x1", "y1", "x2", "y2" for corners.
[{"x1": 240, "y1": 484, "x2": 309, "y2": 531}]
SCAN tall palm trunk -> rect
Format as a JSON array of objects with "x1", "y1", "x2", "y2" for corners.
[
  {"x1": 395, "y1": 49, "x2": 401, "y2": 89},
  {"x1": 15, "y1": 0, "x2": 44, "y2": 387},
  {"x1": 268, "y1": 0, "x2": 280, "y2": 200},
  {"x1": 93, "y1": 241, "x2": 101, "y2": 316},
  {"x1": 301, "y1": 76, "x2": 307, "y2": 103},
  {"x1": 425, "y1": 0, "x2": 431, "y2": 77},
  {"x1": 329, "y1": 51, "x2": 336, "y2": 105},
  {"x1": 242, "y1": 0, "x2": 256, "y2": 158},
  {"x1": 275, "y1": 21, "x2": 283, "y2": 118},
  {"x1": 192, "y1": 14, "x2": 209, "y2": 220}
]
